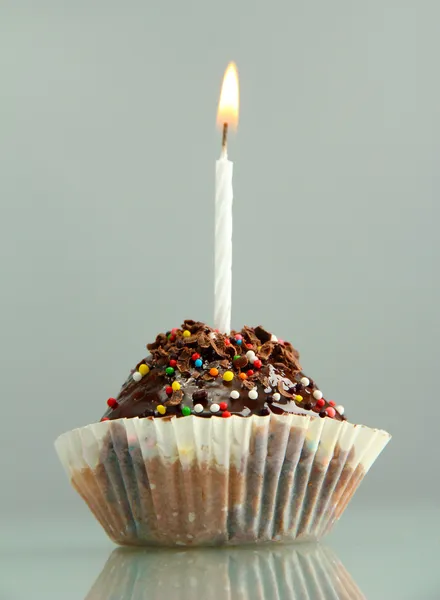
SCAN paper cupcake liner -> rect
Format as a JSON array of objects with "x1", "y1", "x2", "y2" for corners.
[
  {"x1": 55, "y1": 413, "x2": 390, "y2": 546},
  {"x1": 85, "y1": 543, "x2": 366, "y2": 600}
]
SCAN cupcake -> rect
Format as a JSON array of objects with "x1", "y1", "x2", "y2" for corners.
[
  {"x1": 86, "y1": 543, "x2": 366, "y2": 600},
  {"x1": 55, "y1": 320, "x2": 390, "y2": 546}
]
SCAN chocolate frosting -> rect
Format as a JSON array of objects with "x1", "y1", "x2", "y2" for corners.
[{"x1": 101, "y1": 320, "x2": 346, "y2": 422}]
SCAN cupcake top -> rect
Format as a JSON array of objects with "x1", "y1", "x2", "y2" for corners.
[{"x1": 101, "y1": 320, "x2": 346, "y2": 422}]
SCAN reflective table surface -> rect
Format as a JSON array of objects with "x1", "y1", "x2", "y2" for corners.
[{"x1": 0, "y1": 506, "x2": 438, "y2": 600}]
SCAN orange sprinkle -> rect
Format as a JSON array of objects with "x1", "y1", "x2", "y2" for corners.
[
  {"x1": 239, "y1": 372, "x2": 248, "y2": 380},
  {"x1": 209, "y1": 367, "x2": 219, "y2": 377}
]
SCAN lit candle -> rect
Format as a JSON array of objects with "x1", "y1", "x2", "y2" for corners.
[{"x1": 215, "y1": 62, "x2": 239, "y2": 334}]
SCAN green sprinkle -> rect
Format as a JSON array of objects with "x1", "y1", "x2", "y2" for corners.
[
  {"x1": 165, "y1": 367, "x2": 175, "y2": 376},
  {"x1": 233, "y1": 355, "x2": 240, "y2": 361},
  {"x1": 182, "y1": 406, "x2": 191, "y2": 417}
]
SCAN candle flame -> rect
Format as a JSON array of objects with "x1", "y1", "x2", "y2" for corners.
[{"x1": 217, "y1": 62, "x2": 239, "y2": 130}]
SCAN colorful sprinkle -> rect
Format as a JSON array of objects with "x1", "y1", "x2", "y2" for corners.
[
  {"x1": 336, "y1": 405, "x2": 345, "y2": 415},
  {"x1": 101, "y1": 417, "x2": 110, "y2": 422},
  {"x1": 219, "y1": 402, "x2": 228, "y2": 411},
  {"x1": 246, "y1": 343, "x2": 253, "y2": 349},
  {"x1": 157, "y1": 405, "x2": 167, "y2": 415},
  {"x1": 183, "y1": 330, "x2": 191, "y2": 338},
  {"x1": 133, "y1": 371, "x2": 142, "y2": 382},
  {"x1": 278, "y1": 339, "x2": 285, "y2": 345},
  {"x1": 239, "y1": 372, "x2": 248, "y2": 380},
  {"x1": 257, "y1": 346, "x2": 262, "y2": 351},
  {"x1": 313, "y1": 390, "x2": 323, "y2": 400},
  {"x1": 271, "y1": 334, "x2": 278, "y2": 342},
  {"x1": 295, "y1": 395, "x2": 303, "y2": 402},
  {"x1": 316, "y1": 398, "x2": 325, "y2": 408},
  {"x1": 165, "y1": 366, "x2": 175, "y2": 375},
  {"x1": 209, "y1": 367, "x2": 219, "y2": 377},
  {"x1": 236, "y1": 339, "x2": 242, "y2": 345},
  {"x1": 230, "y1": 390, "x2": 240, "y2": 399},
  {"x1": 253, "y1": 359, "x2": 262, "y2": 369},
  {"x1": 248, "y1": 389, "x2": 258, "y2": 400},
  {"x1": 300, "y1": 377, "x2": 310, "y2": 387},
  {"x1": 224, "y1": 338, "x2": 231, "y2": 346},
  {"x1": 223, "y1": 371, "x2": 234, "y2": 382},
  {"x1": 169, "y1": 359, "x2": 177, "y2": 368},
  {"x1": 222, "y1": 410, "x2": 232, "y2": 418},
  {"x1": 246, "y1": 350, "x2": 256, "y2": 363},
  {"x1": 319, "y1": 411, "x2": 326, "y2": 418},
  {"x1": 235, "y1": 334, "x2": 243, "y2": 341},
  {"x1": 165, "y1": 386, "x2": 173, "y2": 396},
  {"x1": 192, "y1": 353, "x2": 200, "y2": 361},
  {"x1": 272, "y1": 392, "x2": 281, "y2": 402},
  {"x1": 247, "y1": 369, "x2": 254, "y2": 377},
  {"x1": 210, "y1": 403, "x2": 220, "y2": 413},
  {"x1": 139, "y1": 364, "x2": 150, "y2": 376},
  {"x1": 172, "y1": 381, "x2": 181, "y2": 391},
  {"x1": 326, "y1": 407, "x2": 336, "y2": 418},
  {"x1": 194, "y1": 404, "x2": 204, "y2": 414},
  {"x1": 233, "y1": 355, "x2": 240, "y2": 361},
  {"x1": 194, "y1": 358, "x2": 203, "y2": 368},
  {"x1": 107, "y1": 398, "x2": 118, "y2": 409},
  {"x1": 181, "y1": 406, "x2": 191, "y2": 416},
  {"x1": 328, "y1": 400, "x2": 336, "y2": 407}
]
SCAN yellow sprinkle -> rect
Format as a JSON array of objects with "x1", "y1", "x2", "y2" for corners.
[
  {"x1": 172, "y1": 381, "x2": 181, "y2": 391},
  {"x1": 223, "y1": 371, "x2": 234, "y2": 382},
  {"x1": 157, "y1": 404, "x2": 166, "y2": 415},
  {"x1": 139, "y1": 364, "x2": 150, "y2": 376},
  {"x1": 296, "y1": 395, "x2": 303, "y2": 402},
  {"x1": 257, "y1": 346, "x2": 262, "y2": 351},
  {"x1": 183, "y1": 330, "x2": 191, "y2": 338}
]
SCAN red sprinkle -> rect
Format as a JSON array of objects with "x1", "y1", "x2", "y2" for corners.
[
  {"x1": 326, "y1": 407, "x2": 336, "y2": 418},
  {"x1": 222, "y1": 411, "x2": 232, "y2": 418},
  {"x1": 192, "y1": 353, "x2": 201, "y2": 361},
  {"x1": 101, "y1": 417, "x2": 110, "y2": 422},
  {"x1": 169, "y1": 335, "x2": 176, "y2": 342},
  {"x1": 247, "y1": 369, "x2": 254, "y2": 377},
  {"x1": 328, "y1": 400, "x2": 336, "y2": 407},
  {"x1": 224, "y1": 338, "x2": 231, "y2": 346},
  {"x1": 316, "y1": 398, "x2": 325, "y2": 408},
  {"x1": 246, "y1": 343, "x2": 253, "y2": 349},
  {"x1": 235, "y1": 334, "x2": 243, "y2": 340},
  {"x1": 107, "y1": 398, "x2": 118, "y2": 409},
  {"x1": 165, "y1": 386, "x2": 173, "y2": 396},
  {"x1": 169, "y1": 359, "x2": 177, "y2": 368},
  {"x1": 253, "y1": 359, "x2": 262, "y2": 369},
  {"x1": 171, "y1": 327, "x2": 178, "y2": 333},
  {"x1": 219, "y1": 402, "x2": 228, "y2": 411}
]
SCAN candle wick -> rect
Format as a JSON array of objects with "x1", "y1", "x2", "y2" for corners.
[{"x1": 221, "y1": 122, "x2": 228, "y2": 158}]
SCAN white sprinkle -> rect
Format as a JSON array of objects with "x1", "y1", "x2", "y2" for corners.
[
  {"x1": 246, "y1": 350, "x2": 256, "y2": 363},
  {"x1": 313, "y1": 390, "x2": 323, "y2": 400},
  {"x1": 248, "y1": 389, "x2": 258, "y2": 400},
  {"x1": 132, "y1": 371, "x2": 142, "y2": 382},
  {"x1": 210, "y1": 403, "x2": 220, "y2": 413},
  {"x1": 336, "y1": 405, "x2": 345, "y2": 415},
  {"x1": 188, "y1": 512, "x2": 196, "y2": 522},
  {"x1": 230, "y1": 390, "x2": 240, "y2": 399},
  {"x1": 301, "y1": 377, "x2": 310, "y2": 387},
  {"x1": 271, "y1": 334, "x2": 278, "y2": 342},
  {"x1": 193, "y1": 403, "x2": 204, "y2": 414},
  {"x1": 272, "y1": 392, "x2": 281, "y2": 402},
  {"x1": 150, "y1": 484, "x2": 156, "y2": 490},
  {"x1": 209, "y1": 332, "x2": 216, "y2": 339}
]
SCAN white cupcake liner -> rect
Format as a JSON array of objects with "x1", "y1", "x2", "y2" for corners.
[
  {"x1": 55, "y1": 413, "x2": 390, "y2": 546},
  {"x1": 85, "y1": 543, "x2": 366, "y2": 600}
]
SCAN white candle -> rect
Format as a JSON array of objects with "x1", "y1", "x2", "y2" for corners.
[
  {"x1": 214, "y1": 63, "x2": 239, "y2": 334},
  {"x1": 215, "y1": 151, "x2": 233, "y2": 333}
]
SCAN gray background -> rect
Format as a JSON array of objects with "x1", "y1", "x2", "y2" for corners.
[{"x1": 0, "y1": 1, "x2": 439, "y2": 598}]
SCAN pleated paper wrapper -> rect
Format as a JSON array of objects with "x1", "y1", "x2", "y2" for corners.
[
  {"x1": 55, "y1": 413, "x2": 390, "y2": 546},
  {"x1": 86, "y1": 543, "x2": 366, "y2": 600}
]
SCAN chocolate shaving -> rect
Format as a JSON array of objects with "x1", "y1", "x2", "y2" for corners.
[
  {"x1": 202, "y1": 373, "x2": 214, "y2": 381},
  {"x1": 164, "y1": 390, "x2": 183, "y2": 406},
  {"x1": 278, "y1": 380, "x2": 295, "y2": 399},
  {"x1": 177, "y1": 348, "x2": 191, "y2": 373},
  {"x1": 210, "y1": 337, "x2": 229, "y2": 358},
  {"x1": 233, "y1": 355, "x2": 248, "y2": 369},
  {"x1": 254, "y1": 326, "x2": 272, "y2": 344},
  {"x1": 242, "y1": 326, "x2": 260, "y2": 346},
  {"x1": 242, "y1": 379, "x2": 255, "y2": 390},
  {"x1": 197, "y1": 333, "x2": 211, "y2": 348},
  {"x1": 182, "y1": 320, "x2": 205, "y2": 334},
  {"x1": 219, "y1": 359, "x2": 230, "y2": 368},
  {"x1": 192, "y1": 389, "x2": 208, "y2": 403},
  {"x1": 258, "y1": 342, "x2": 274, "y2": 360}
]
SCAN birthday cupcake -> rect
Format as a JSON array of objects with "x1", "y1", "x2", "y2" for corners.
[{"x1": 55, "y1": 320, "x2": 390, "y2": 546}]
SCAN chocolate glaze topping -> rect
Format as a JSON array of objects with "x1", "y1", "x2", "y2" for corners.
[{"x1": 101, "y1": 320, "x2": 346, "y2": 422}]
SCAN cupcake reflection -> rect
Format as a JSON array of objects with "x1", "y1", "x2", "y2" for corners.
[{"x1": 85, "y1": 543, "x2": 366, "y2": 600}]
